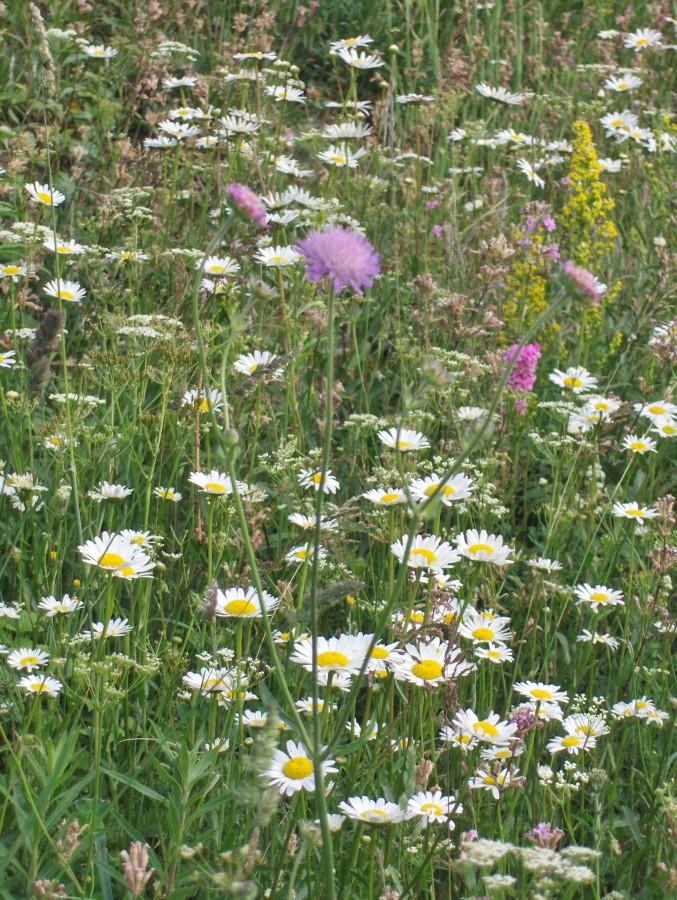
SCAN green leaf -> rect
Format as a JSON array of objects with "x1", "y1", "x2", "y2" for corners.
[{"x1": 101, "y1": 766, "x2": 168, "y2": 806}]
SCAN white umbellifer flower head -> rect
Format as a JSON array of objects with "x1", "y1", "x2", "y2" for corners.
[
  {"x1": 549, "y1": 366, "x2": 598, "y2": 394},
  {"x1": 17, "y1": 675, "x2": 62, "y2": 697},
  {"x1": 406, "y1": 790, "x2": 462, "y2": 827},
  {"x1": 329, "y1": 35, "x2": 374, "y2": 55},
  {"x1": 264, "y1": 740, "x2": 337, "y2": 797},
  {"x1": 84, "y1": 44, "x2": 118, "y2": 58},
  {"x1": 198, "y1": 255, "x2": 240, "y2": 277},
  {"x1": 84, "y1": 617, "x2": 133, "y2": 639},
  {"x1": 377, "y1": 427, "x2": 430, "y2": 452},
  {"x1": 0, "y1": 350, "x2": 17, "y2": 369},
  {"x1": 362, "y1": 487, "x2": 407, "y2": 507},
  {"x1": 6, "y1": 647, "x2": 49, "y2": 672},
  {"x1": 38, "y1": 594, "x2": 82, "y2": 616},
  {"x1": 604, "y1": 74, "x2": 642, "y2": 92},
  {"x1": 215, "y1": 586, "x2": 279, "y2": 619},
  {"x1": 77, "y1": 532, "x2": 155, "y2": 579},
  {"x1": 317, "y1": 144, "x2": 367, "y2": 168},
  {"x1": 298, "y1": 468, "x2": 340, "y2": 494},
  {"x1": 25, "y1": 181, "x2": 65, "y2": 206},
  {"x1": 390, "y1": 636, "x2": 474, "y2": 687},
  {"x1": 624, "y1": 28, "x2": 662, "y2": 51},
  {"x1": 254, "y1": 245, "x2": 302, "y2": 267},
  {"x1": 458, "y1": 608, "x2": 512, "y2": 644},
  {"x1": 452, "y1": 709, "x2": 518, "y2": 745},
  {"x1": 410, "y1": 472, "x2": 475, "y2": 506},
  {"x1": 621, "y1": 434, "x2": 656, "y2": 454},
  {"x1": 574, "y1": 583, "x2": 624, "y2": 608},
  {"x1": 338, "y1": 796, "x2": 405, "y2": 824},
  {"x1": 475, "y1": 83, "x2": 524, "y2": 105},
  {"x1": 43, "y1": 279, "x2": 86, "y2": 302},
  {"x1": 455, "y1": 529, "x2": 514, "y2": 566},
  {"x1": 391, "y1": 534, "x2": 461, "y2": 570},
  {"x1": 233, "y1": 350, "x2": 283, "y2": 377},
  {"x1": 513, "y1": 681, "x2": 569, "y2": 705},
  {"x1": 612, "y1": 501, "x2": 658, "y2": 521}
]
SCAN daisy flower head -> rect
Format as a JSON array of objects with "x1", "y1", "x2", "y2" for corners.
[
  {"x1": 377, "y1": 427, "x2": 430, "y2": 452},
  {"x1": 198, "y1": 255, "x2": 240, "y2": 277},
  {"x1": 215, "y1": 586, "x2": 279, "y2": 619},
  {"x1": 265, "y1": 85, "x2": 306, "y2": 104},
  {"x1": 284, "y1": 543, "x2": 328, "y2": 565},
  {"x1": 329, "y1": 35, "x2": 374, "y2": 54},
  {"x1": 624, "y1": 28, "x2": 662, "y2": 51},
  {"x1": 438, "y1": 726, "x2": 479, "y2": 752},
  {"x1": 0, "y1": 350, "x2": 16, "y2": 369},
  {"x1": 290, "y1": 635, "x2": 365, "y2": 686},
  {"x1": 43, "y1": 236, "x2": 84, "y2": 255},
  {"x1": 516, "y1": 158, "x2": 545, "y2": 189},
  {"x1": 233, "y1": 350, "x2": 283, "y2": 377},
  {"x1": 549, "y1": 366, "x2": 598, "y2": 394},
  {"x1": 564, "y1": 713, "x2": 610, "y2": 740},
  {"x1": 88, "y1": 481, "x2": 133, "y2": 502},
  {"x1": 1, "y1": 263, "x2": 29, "y2": 280},
  {"x1": 181, "y1": 388, "x2": 224, "y2": 414},
  {"x1": 264, "y1": 740, "x2": 337, "y2": 797},
  {"x1": 577, "y1": 630, "x2": 620, "y2": 649},
  {"x1": 338, "y1": 796, "x2": 405, "y2": 825},
  {"x1": 84, "y1": 44, "x2": 118, "y2": 58},
  {"x1": 317, "y1": 144, "x2": 367, "y2": 168},
  {"x1": 475, "y1": 83, "x2": 524, "y2": 105},
  {"x1": 513, "y1": 681, "x2": 569, "y2": 705},
  {"x1": 452, "y1": 709, "x2": 519, "y2": 745},
  {"x1": 546, "y1": 732, "x2": 597, "y2": 756},
  {"x1": 458, "y1": 608, "x2": 512, "y2": 644},
  {"x1": 604, "y1": 74, "x2": 643, "y2": 92},
  {"x1": 621, "y1": 434, "x2": 657, "y2": 454},
  {"x1": 455, "y1": 529, "x2": 514, "y2": 566},
  {"x1": 611, "y1": 502, "x2": 658, "y2": 521},
  {"x1": 296, "y1": 227, "x2": 380, "y2": 295},
  {"x1": 475, "y1": 643, "x2": 514, "y2": 664},
  {"x1": 38, "y1": 594, "x2": 83, "y2": 616},
  {"x1": 410, "y1": 472, "x2": 475, "y2": 506},
  {"x1": 78, "y1": 531, "x2": 155, "y2": 578},
  {"x1": 84, "y1": 617, "x2": 133, "y2": 639},
  {"x1": 44, "y1": 279, "x2": 86, "y2": 303},
  {"x1": 391, "y1": 636, "x2": 474, "y2": 687},
  {"x1": 254, "y1": 245, "x2": 302, "y2": 267},
  {"x1": 298, "y1": 468, "x2": 340, "y2": 494},
  {"x1": 406, "y1": 791, "x2": 462, "y2": 828},
  {"x1": 17, "y1": 675, "x2": 62, "y2": 697},
  {"x1": 189, "y1": 470, "x2": 241, "y2": 496},
  {"x1": 653, "y1": 416, "x2": 677, "y2": 438},
  {"x1": 468, "y1": 766, "x2": 518, "y2": 800},
  {"x1": 154, "y1": 485, "x2": 182, "y2": 502},
  {"x1": 634, "y1": 400, "x2": 677, "y2": 422},
  {"x1": 25, "y1": 182, "x2": 65, "y2": 207},
  {"x1": 337, "y1": 48, "x2": 383, "y2": 69},
  {"x1": 527, "y1": 557, "x2": 563, "y2": 573},
  {"x1": 6, "y1": 647, "x2": 49, "y2": 672},
  {"x1": 362, "y1": 487, "x2": 407, "y2": 507},
  {"x1": 574, "y1": 583, "x2": 624, "y2": 608},
  {"x1": 391, "y1": 533, "x2": 461, "y2": 570}
]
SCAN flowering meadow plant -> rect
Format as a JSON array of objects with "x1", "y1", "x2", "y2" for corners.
[{"x1": 0, "y1": 3, "x2": 674, "y2": 899}]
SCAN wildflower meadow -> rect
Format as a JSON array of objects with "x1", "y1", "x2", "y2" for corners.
[{"x1": 1, "y1": 2, "x2": 676, "y2": 898}]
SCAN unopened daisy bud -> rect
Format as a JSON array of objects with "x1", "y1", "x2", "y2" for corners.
[
  {"x1": 389, "y1": 45, "x2": 399, "y2": 53},
  {"x1": 224, "y1": 427, "x2": 240, "y2": 448}
]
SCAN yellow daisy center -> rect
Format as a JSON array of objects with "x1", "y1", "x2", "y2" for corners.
[
  {"x1": 410, "y1": 610, "x2": 425, "y2": 623},
  {"x1": 31, "y1": 681, "x2": 49, "y2": 692},
  {"x1": 635, "y1": 37, "x2": 648, "y2": 45},
  {"x1": 37, "y1": 191, "x2": 53, "y2": 204},
  {"x1": 204, "y1": 482, "x2": 227, "y2": 493},
  {"x1": 467, "y1": 543, "x2": 494, "y2": 556},
  {"x1": 118, "y1": 566, "x2": 135, "y2": 577},
  {"x1": 224, "y1": 599, "x2": 257, "y2": 616},
  {"x1": 629, "y1": 441, "x2": 646, "y2": 451},
  {"x1": 198, "y1": 399, "x2": 211, "y2": 412},
  {"x1": 411, "y1": 547, "x2": 437, "y2": 563},
  {"x1": 660, "y1": 424, "x2": 675, "y2": 435},
  {"x1": 371, "y1": 647, "x2": 389, "y2": 659},
  {"x1": 99, "y1": 551, "x2": 125, "y2": 568},
  {"x1": 209, "y1": 265, "x2": 225, "y2": 274},
  {"x1": 475, "y1": 720, "x2": 499, "y2": 737},
  {"x1": 4, "y1": 265, "x2": 21, "y2": 275},
  {"x1": 472, "y1": 626, "x2": 496, "y2": 641},
  {"x1": 317, "y1": 650, "x2": 349, "y2": 668},
  {"x1": 310, "y1": 473, "x2": 323, "y2": 484},
  {"x1": 380, "y1": 492, "x2": 401, "y2": 503},
  {"x1": 411, "y1": 659, "x2": 443, "y2": 680},
  {"x1": 362, "y1": 809, "x2": 388, "y2": 818},
  {"x1": 624, "y1": 508, "x2": 643, "y2": 517},
  {"x1": 396, "y1": 439, "x2": 412, "y2": 449},
  {"x1": 648, "y1": 405, "x2": 665, "y2": 415},
  {"x1": 531, "y1": 688, "x2": 553, "y2": 700},
  {"x1": 270, "y1": 255, "x2": 284, "y2": 265},
  {"x1": 590, "y1": 592, "x2": 609, "y2": 603},
  {"x1": 282, "y1": 757, "x2": 313, "y2": 780},
  {"x1": 562, "y1": 735, "x2": 581, "y2": 747},
  {"x1": 563, "y1": 376, "x2": 583, "y2": 388},
  {"x1": 248, "y1": 363, "x2": 259, "y2": 372},
  {"x1": 483, "y1": 776, "x2": 496, "y2": 785},
  {"x1": 293, "y1": 549, "x2": 308, "y2": 560},
  {"x1": 493, "y1": 748, "x2": 511, "y2": 758},
  {"x1": 59, "y1": 290, "x2": 75, "y2": 301},
  {"x1": 20, "y1": 655, "x2": 39, "y2": 667},
  {"x1": 420, "y1": 802, "x2": 444, "y2": 816},
  {"x1": 330, "y1": 154, "x2": 347, "y2": 164}
]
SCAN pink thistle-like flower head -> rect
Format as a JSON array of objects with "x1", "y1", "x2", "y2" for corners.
[
  {"x1": 296, "y1": 227, "x2": 380, "y2": 295},
  {"x1": 227, "y1": 183, "x2": 268, "y2": 226},
  {"x1": 562, "y1": 260, "x2": 607, "y2": 303},
  {"x1": 504, "y1": 341, "x2": 541, "y2": 393}
]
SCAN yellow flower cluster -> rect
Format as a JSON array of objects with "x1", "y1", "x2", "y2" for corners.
[{"x1": 503, "y1": 230, "x2": 548, "y2": 339}]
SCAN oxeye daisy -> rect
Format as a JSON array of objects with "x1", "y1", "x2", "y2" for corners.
[
  {"x1": 405, "y1": 791, "x2": 462, "y2": 827},
  {"x1": 652, "y1": 416, "x2": 676, "y2": 438},
  {"x1": 25, "y1": 182, "x2": 65, "y2": 206},
  {"x1": 390, "y1": 534, "x2": 461, "y2": 570},
  {"x1": 88, "y1": 482, "x2": 133, "y2": 502},
  {"x1": 611, "y1": 502, "x2": 658, "y2": 521},
  {"x1": 634, "y1": 400, "x2": 677, "y2": 421},
  {"x1": 574, "y1": 583, "x2": 624, "y2": 608},
  {"x1": 604, "y1": 74, "x2": 642, "y2": 92},
  {"x1": 362, "y1": 486, "x2": 407, "y2": 506},
  {"x1": 410, "y1": 472, "x2": 475, "y2": 506},
  {"x1": 513, "y1": 681, "x2": 569, "y2": 705},
  {"x1": 43, "y1": 279, "x2": 86, "y2": 302},
  {"x1": 329, "y1": 34, "x2": 374, "y2": 54},
  {"x1": 290, "y1": 635, "x2": 364, "y2": 680},
  {"x1": 546, "y1": 732, "x2": 597, "y2": 755},
  {"x1": 516, "y1": 158, "x2": 545, "y2": 189},
  {"x1": 468, "y1": 767, "x2": 518, "y2": 799},
  {"x1": 624, "y1": 28, "x2": 662, "y2": 51},
  {"x1": 181, "y1": 388, "x2": 224, "y2": 413},
  {"x1": 336, "y1": 48, "x2": 383, "y2": 69},
  {"x1": 527, "y1": 557, "x2": 563, "y2": 572},
  {"x1": 182, "y1": 667, "x2": 238, "y2": 695},
  {"x1": 452, "y1": 709, "x2": 519, "y2": 745},
  {"x1": 153, "y1": 485, "x2": 182, "y2": 502},
  {"x1": 284, "y1": 543, "x2": 328, "y2": 565},
  {"x1": 287, "y1": 513, "x2": 338, "y2": 531},
  {"x1": 475, "y1": 83, "x2": 524, "y2": 105},
  {"x1": 438, "y1": 727, "x2": 479, "y2": 751},
  {"x1": 197, "y1": 255, "x2": 240, "y2": 277},
  {"x1": 376, "y1": 427, "x2": 430, "y2": 452},
  {"x1": 254, "y1": 245, "x2": 302, "y2": 267},
  {"x1": 391, "y1": 636, "x2": 473, "y2": 687},
  {"x1": 84, "y1": 618, "x2": 133, "y2": 639},
  {"x1": 264, "y1": 740, "x2": 337, "y2": 797},
  {"x1": 549, "y1": 366, "x2": 598, "y2": 393},
  {"x1": 317, "y1": 144, "x2": 367, "y2": 168},
  {"x1": 215, "y1": 586, "x2": 279, "y2": 619},
  {"x1": 0, "y1": 263, "x2": 29, "y2": 280},
  {"x1": 564, "y1": 713, "x2": 609, "y2": 739},
  {"x1": 0, "y1": 350, "x2": 17, "y2": 369},
  {"x1": 481, "y1": 744, "x2": 524, "y2": 763},
  {"x1": 233, "y1": 350, "x2": 283, "y2": 377},
  {"x1": 577, "y1": 630, "x2": 620, "y2": 649},
  {"x1": 78, "y1": 532, "x2": 154, "y2": 577},
  {"x1": 43, "y1": 236, "x2": 85, "y2": 255},
  {"x1": 237, "y1": 709, "x2": 271, "y2": 728},
  {"x1": 17, "y1": 675, "x2": 62, "y2": 697},
  {"x1": 338, "y1": 796, "x2": 405, "y2": 824},
  {"x1": 189, "y1": 470, "x2": 241, "y2": 496},
  {"x1": 6, "y1": 647, "x2": 49, "y2": 672},
  {"x1": 455, "y1": 529, "x2": 514, "y2": 566},
  {"x1": 298, "y1": 468, "x2": 340, "y2": 494},
  {"x1": 621, "y1": 434, "x2": 657, "y2": 454},
  {"x1": 83, "y1": 44, "x2": 118, "y2": 58},
  {"x1": 264, "y1": 85, "x2": 306, "y2": 103},
  {"x1": 458, "y1": 608, "x2": 512, "y2": 644},
  {"x1": 38, "y1": 594, "x2": 82, "y2": 616},
  {"x1": 475, "y1": 643, "x2": 514, "y2": 664}
]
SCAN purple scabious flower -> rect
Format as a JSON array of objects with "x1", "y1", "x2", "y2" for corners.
[
  {"x1": 504, "y1": 341, "x2": 541, "y2": 392},
  {"x1": 227, "y1": 183, "x2": 268, "y2": 226},
  {"x1": 562, "y1": 260, "x2": 607, "y2": 303},
  {"x1": 296, "y1": 227, "x2": 380, "y2": 295}
]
